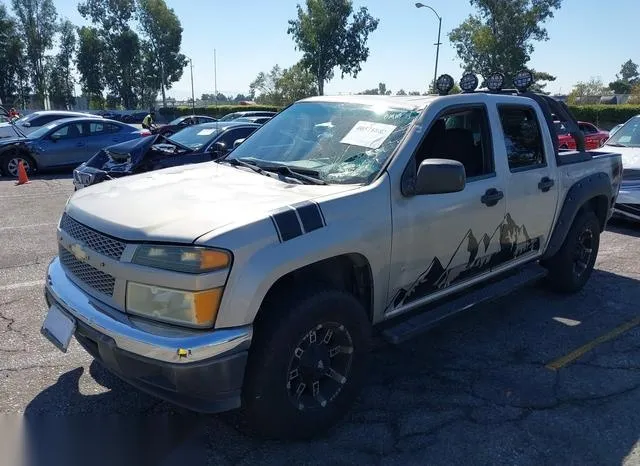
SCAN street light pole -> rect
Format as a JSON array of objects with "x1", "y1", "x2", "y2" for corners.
[
  {"x1": 415, "y1": 2, "x2": 442, "y2": 93},
  {"x1": 189, "y1": 58, "x2": 195, "y2": 113}
]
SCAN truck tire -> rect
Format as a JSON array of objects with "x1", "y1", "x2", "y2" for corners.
[
  {"x1": 237, "y1": 288, "x2": 372, "y2": 440},
  {"x1": 542, "y1": 208, "x2": 600, "y2": 293}
]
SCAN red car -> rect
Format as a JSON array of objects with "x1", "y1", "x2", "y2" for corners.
[{"x1": 554, "y1": 121, "x2": 609, "y2": 150}]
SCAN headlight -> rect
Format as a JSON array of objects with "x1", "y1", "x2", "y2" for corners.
[
  {"x1": 126, "y1": 282, "x2": 222, "y2": 327},
  {"x1": 132, "y1": 245, "x2": 231, "y2": 274}
]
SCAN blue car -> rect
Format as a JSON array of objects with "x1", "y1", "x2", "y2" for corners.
[{"x1": 0, "y1": 117, "x2": 149, "y2": 177}]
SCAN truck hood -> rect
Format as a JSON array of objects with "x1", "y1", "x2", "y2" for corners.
[
  {"x1": 65, "y1": 161, "x2": 356, "y2": 242},
  {"x1": 605, "y1": 145, "x2": 640, "y2": 170}
]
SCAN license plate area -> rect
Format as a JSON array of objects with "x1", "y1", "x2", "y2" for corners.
[{"x1": 41, "y1": 304, "x2": 76, "y2": 353}]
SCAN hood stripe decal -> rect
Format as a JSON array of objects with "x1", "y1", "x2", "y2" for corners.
[{"x1": 271, "y1": 201, "x2": 326, "y2": 243}]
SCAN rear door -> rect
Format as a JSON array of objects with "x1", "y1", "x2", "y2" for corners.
[{"x1": 495, "y1": 103, "x2": 560, "y2": 254}]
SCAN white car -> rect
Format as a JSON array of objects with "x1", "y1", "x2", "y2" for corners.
[
  {"x1": 0, "y1": 110, "x2": 102, "y2": 139},
  {"x1": 603, "y1": 115, "x2": 640, "y2": 221}
]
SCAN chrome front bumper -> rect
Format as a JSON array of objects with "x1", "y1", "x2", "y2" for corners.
[
  {"x1": 45, "y1": 257, "x2": 252, "y2": 364},
  {"x1": 614, "y1": 181, "x2": 640, "y2": 221}
]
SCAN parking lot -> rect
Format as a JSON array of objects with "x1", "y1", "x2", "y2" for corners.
[{"x1": 1, "y1": 174, "x2": 639, "y2": 465}]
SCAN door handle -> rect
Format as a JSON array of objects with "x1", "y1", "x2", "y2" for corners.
[
  {"x1": 538, "y1": 176, "x2": 555, "y2": 192},
  {"x1": 481, "y1": 188, "x2": 504, "y2": 207}
]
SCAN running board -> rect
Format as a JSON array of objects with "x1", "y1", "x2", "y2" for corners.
[{"x1": 381, "y1": 263, "x2": 548, "y2": 345}]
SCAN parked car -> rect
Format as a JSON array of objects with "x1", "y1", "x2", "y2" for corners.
[
  {"x1": 152, "y1": 115, "x2": 219, "y2": 137},
  {"x1": 120, "y1": 111, "x2": 149, "y2": 124},
  {"x1": 555, "y1": 120, "x2": 609, "y2": 150},
  {"x1": 0, "y1": 110, "x2": 102, "y2": 139},
  {"x1": 218, "y1": 110, "x2": 277, "y2": 121},
  {"x1": 0, "y1": 117, "x2": 149, "y2": 177},
  {"x1": 234, "y1": 116, "x2": 272, "y2": 124},
  {"x1": 72, "y1": 121, "x2": 260, "y2": 189},
  {"x1": 42, "y1": 73, "x2": 622, "y2": 440},
  {"x1": 602, "y1": 114, "x2": 640, "y2": 222}
]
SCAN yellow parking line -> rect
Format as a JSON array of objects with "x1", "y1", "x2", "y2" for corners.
[{"x1": 545, "y1": 316, "x2": 640, "y2": 371}]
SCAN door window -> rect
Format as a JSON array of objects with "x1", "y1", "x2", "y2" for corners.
[
  {"x1": 216, "y1": 127, "x2": 258, "y2": 149},
  {"x1": 498, "y1": 106, "x2": 545, "y2": 171},
  {"x1": 414, "y1": 106, "x2": 494, "y2": 179},
  {"x1": 50, "y1": 123, "x2": 84, "y2": 140},
  {"x1": 579, "y1": 123, "x2": 597, "y2": 134}
]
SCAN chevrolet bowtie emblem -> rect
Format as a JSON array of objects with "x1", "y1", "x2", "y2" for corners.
[{"x1": 70, "y1": 243, "x2": 89, "y2": 262}]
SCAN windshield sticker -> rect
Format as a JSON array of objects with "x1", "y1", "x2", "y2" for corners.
[
  {"x1": 197, "y1": 128, "x2": 216, "y2": 136},
  {"x1": 340, "y1": 121, "x2": 397, "y2": 149},
  {"x1": 617, "y1": 135, "x2": 632, "y2": 143}
]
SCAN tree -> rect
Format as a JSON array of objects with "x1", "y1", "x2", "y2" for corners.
[
  {"x1": 396, "y1": 89, "x2": 407, "y2": 96},
  {"x1": 250, "y1": 63, "x2": 317, "y2": 106},
  {"x1": 609, "y1": 60, "x2": 640, "y2": 94},
  {"x1": 11, "y1": 0, "x2": 58, "y2": 107},
  {"x1": 567, "y1": 77, "x2": 611, "y2": 104},
  {"x1": 0, "y1": 4, "x2": 29, "y2": 107},
  {"x1": 78, "y1": 0, "x2": 141, "y2": 108},
  {"x1": 136, "y1": 0, "x2": 187, "y2": 108},
  {"x1": 449, "y1": 0, "x2": 561, "y2": 87},
  {"x1": 358, "y1": 82, "x2": 391, "y2": 95},
  {"x1": 277, "y1": 62, "x2": 318, "y2": 104},
  {"x1": 76, "y1": 26, "x2": 105, "y2": 108},
  {"x1": 287, "y1": 0, "x2": 379, "y2": 95},
  {"x1": 48, "y1": 19, "x2": 76, "y2": 108},
  {"x1": 408, "y1": 91, "x2": 421, "y2": 96}
]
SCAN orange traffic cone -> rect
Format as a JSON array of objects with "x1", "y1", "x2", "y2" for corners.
[{"x1": 15, "y1": 161, "x2": 30, "y2": 185}]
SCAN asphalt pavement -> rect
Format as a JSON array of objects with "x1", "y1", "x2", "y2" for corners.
[{"x1": 0, "y1": 174, "x2": 639, "y2": 466}]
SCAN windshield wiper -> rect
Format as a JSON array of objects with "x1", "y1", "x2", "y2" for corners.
[
  {"x1": 257, "y1": 163, "x2": 327, "y2": 185},
  {"x1": 219, "y1": 158, "x2": 269, "y2": 176}
]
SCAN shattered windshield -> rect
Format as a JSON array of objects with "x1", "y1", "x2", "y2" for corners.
[
  {"x1": 225, "y1": 101, "x2": 420, "y2": 184},
  {"x1": 606, "y1": 116, "x2": 640, "y2": 148}
]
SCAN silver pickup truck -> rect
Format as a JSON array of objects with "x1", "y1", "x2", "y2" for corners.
[{"x1": 42, "y1": 71, "x2": 622, "y2": 440}]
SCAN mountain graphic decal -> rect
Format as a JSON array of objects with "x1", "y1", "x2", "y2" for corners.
[{"x1": 392, "y1": 213, "x2": 541, "y2": 308}]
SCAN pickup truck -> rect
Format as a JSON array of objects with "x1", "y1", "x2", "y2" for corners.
[{"x1": 41, "y1": 71, "x2": 623, "y2": 440}]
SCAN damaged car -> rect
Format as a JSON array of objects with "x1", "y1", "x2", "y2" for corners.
[{"x1": 73, "y1": 121, "x2": 260, "y2": 190}]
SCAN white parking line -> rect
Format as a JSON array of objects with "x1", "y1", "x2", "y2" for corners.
[
  {"x1": 0, "y1": 223, "x2": 57, "y2": 231},
  {"x1": 0, "y1": 280, "x2": 45, "y2": 292}
]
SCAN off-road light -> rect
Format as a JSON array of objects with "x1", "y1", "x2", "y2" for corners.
[
  {"x1": 486, "y1": 73, "x2": 505, "y2": 92},
  {"x1": 459, "y1": 73, "x2": 479, "y2": 92},
  {"x1": 513, "y1": 69, "x2": 534, "y2": 92},
  {"x1": 435, "y1": 74, "x2": 454, "y2": 95}
]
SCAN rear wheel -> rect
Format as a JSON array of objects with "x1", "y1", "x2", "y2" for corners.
[
  {"x1": 236, "y1": 288, "x2": 372, "y2": 440},
  {"x1": 543, "y1": 209, "x2": 600, "y2": 293},
  {"x1": 1, "y1": 151, "x2": 36, "y2": 177}
]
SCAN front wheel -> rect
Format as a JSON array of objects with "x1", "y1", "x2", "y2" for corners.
[
  {"x1": 2, "y1": 152, "x2": 36, "y2": 177},
  {"x1": 237, "y1": 288, "x2": 372, "y2": 440},
  {"x1": 543, "y1": 209, "x2": 600, "y2": 293}
]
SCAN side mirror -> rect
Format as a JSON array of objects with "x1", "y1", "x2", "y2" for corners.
[
  {"x1": 210, "y1": 141, "x2": 227, "y2": 156},
  {"x1": 22, "y1": 122, "x2": 31, "y2": 127},
  {"x1": 233, "y1": 138, "x2": 246, "y2": 149},
  {"x1": 50, "y1": 133, "x2": 60, "y2": 142},
  {"x1": 414, "y1": 159, "x2": 466, "y2": 195}
]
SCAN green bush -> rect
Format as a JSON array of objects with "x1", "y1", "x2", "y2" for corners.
[
  {"x1": 157, "y1": 105, "x2": 283, "y2": 120},
  {"x1": 568, "y1": 105, "x2": 640, "y2": 130}
]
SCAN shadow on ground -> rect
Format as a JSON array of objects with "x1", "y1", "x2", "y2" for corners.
[
  {"x1": 607, "y1": 217, "x2": 640, "y2": 238},
  {"x1": 24, "y1": 269, "x2": 640, "y2": 465}
]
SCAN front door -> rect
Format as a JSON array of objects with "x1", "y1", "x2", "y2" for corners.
[
  {"x1": 37, "y1": 122, "x2": 87, "y2": 168},
  {"x1": 496, "y1": 104, "x2": 560, "y2": 252},
  {"x1": 388, "y1": 104, "x2": 509, "y2": 314}
]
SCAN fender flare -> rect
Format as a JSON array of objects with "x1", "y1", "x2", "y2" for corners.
[{"x1": 542, "y1": 172, "x2": 612, "y2": 260}]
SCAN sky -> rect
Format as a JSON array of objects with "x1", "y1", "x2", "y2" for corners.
[{"x1": 20, "y1": 0, "x2": 640, "y2": 99}]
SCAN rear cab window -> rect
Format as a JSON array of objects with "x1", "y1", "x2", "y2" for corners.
[{"x1": 497, "y1": 105, "x2": 546, "y2": 171}]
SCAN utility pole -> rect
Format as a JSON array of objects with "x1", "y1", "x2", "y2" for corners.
[
  {"x1": 415, "y1": 3, "x2": 442, "y2": 93},
  {"x1": 214, "y1": 49, "x2": 218, "y2": 113},
  {"x1": 190, "y1": 58, "x2": 195, "y2": 113}
]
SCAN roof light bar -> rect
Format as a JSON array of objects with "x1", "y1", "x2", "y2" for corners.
[
  {"x1": 435, "y1": 74, "x2": 454, "y2": 96},
  {"x1": 513, "y1": 69, "x2": 534, "y2": 92},
  {"x1": 486, "y1": 73, "x2": 505, "y2": 92},
  {"x1": 459, "y1": 73, "x2": 479, "y2": 93}
]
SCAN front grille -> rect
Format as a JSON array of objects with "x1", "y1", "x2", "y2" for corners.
[
  {"x1": 623, "y1": 169, "x2": 640, "y2": 181},
  {"x1": 59, "y1": 247, "x2": 116, "y2": 296},
  {"x1": 60, "y1": 213, "x2": 126, "y2": 260}
]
